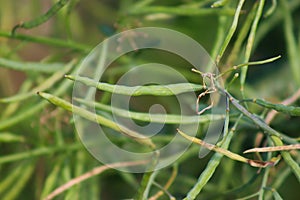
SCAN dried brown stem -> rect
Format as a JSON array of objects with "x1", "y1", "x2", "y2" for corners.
[{"x1": 44, "y1": 160, "x2": 148, "y2": 200}]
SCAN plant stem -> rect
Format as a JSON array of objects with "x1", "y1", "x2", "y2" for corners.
[
  {"x1": 280, "y1": 0, "x2": 300, "y2": 85},
  {"x1": 38, "y1": 92, "x2": 156, "y2": 148},
  {"x1": 66, "y1": 75, "x2": 203, "y2": 96},
  {"x1": 129, "y1": 6, "x2": 236, "y2": 16},
  {"x1": 0, "y1": 143, "x2": 82, "y2": 164},
  {"x1": 0, "y1": 31, "x2": 90, "y2": 52},
  {"x1": 240, "y1": 0, "x2": 266, "y2": 93},
  {"x1": 221, "y1": 89, "x2": 300, "y2": 181},
  {"x1": 217, "y1": 0, "x2": 245, "y2": 64}
]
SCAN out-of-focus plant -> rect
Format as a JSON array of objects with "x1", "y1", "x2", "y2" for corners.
[{"x1": 0, "y1": 0, "x2": 299, "y2": 199}]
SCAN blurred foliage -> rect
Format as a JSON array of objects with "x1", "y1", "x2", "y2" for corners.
[{"x1": 0, "y1": 0, "x2": 300, "y2": 199}]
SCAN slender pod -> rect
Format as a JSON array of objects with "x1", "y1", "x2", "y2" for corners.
[
  {"x1": 65, "y1": 75, "x2": 203, "y2": 96},
  {"x1": 177, "y1": 129, "x2": 277, "y2": 168},
  {"x1": 37, "y1": 92, "x2": 155, "y2": 149},
  {"x1": 74, "y1": 98, "x2": 226, "y2": 124},
  {"x1": 12, "y1": 0, "x2": 69, "y2": 35},
  {"x1": 244, "y1": 144, "x2": 300, "y2": 153},
  {"x1": 253, "y1": 98, "x2": 300, "y2": 116}
]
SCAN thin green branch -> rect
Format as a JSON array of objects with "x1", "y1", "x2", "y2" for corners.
[
  {"x1": 259, "y1": 149, "x2": 272, "y2": 200},
  {"x1": 0, "y1": 143, "x2": 82, "y2": 164},
  {"x1": 182, "y1": 100, "x2": 236, "y2": 200},
  {"x1": 209, "y1": 13, "x2": 227, "y2": 69},
  {"x1": 0, "y1": 31, "x2": 90, "y2": 52},
  {"x1": 255, "y1": 0, "x2": 300, "y2": 50},
  {"x1": 263, "y1": 187, "x2": 283, "y2": 200},
  {"x1": 280, "y1": 0, "x2": 300, "y2": 85},
  {"x1": 240, "y1": 0, "x2": 266, "y2": 93},
  {"x1": 1, "y1": 162, "x2": 35, "y2": 200},
  {"x1": 211, "y1": 16, "x2": 226, "y2": 59},
  {"x1": 135, "y1": 151, "x2": 160, "y2": 200},
  {"x1": 0, "y1": 161, "x2": 29, "y2": 194},
  {"x1": 236, "y1": 192, "x2": 260, "y2": 200},
  {"x1": 129, "y1": 6, "x2": 236, "y2": 16},
  {"x1": 264, "y1": 0, "x2": 277, "y2": 18},
  {"x1": 225, "y1": 1, "x2": 258, "y2": 67},
  {"x1": 0, "y1": 64, "x2": 76, "y2": 130},
  {"x1": 12, "y1": 0, "x2": 69, "y2": 34},
  {"x1": 270, "y1": 136, "x2": 300, "y2": 182},
  {"x1": 135, "y1": 170, "x2": 158, "y2": 200},
  {"x1": 66, "y1": 75, "x2": 203, "y2": 96},
  {"x1": 220, "y1": 88, "x2": 292, "y2": 141},
  {"x1": 41, "y1": 159, "x2": 64, "y2": 198},
  {"x1": 265, "y1": 165, "x2": 292, "y2": 200},
  {"x1": 0, "y1": 60, "x2": 75, "y2": 103},
  {"x1": 38, "y1": 92, "x2": 155, "y2": 148},
  {"x1": 245, "y1": 98, "x2": 300, "y2": 116},
  {"x1": 220, "y1": 88, "x2": 300, "y2": 181},
  {"x1": 216, "y1": 0, "x2": 245, "y2": 64},
  {"x1": 218, "y1": 55, "x2": 281, "y2": 78},
  {"x1": 74, "y1": 98, "x2": 226, "y2": 124},
  {"x1": 211, "y1": 0, "x2": 230, "y2": 8},
  {"x1": 149, "y1": 164, "x2": 177, "y2": 200},
  {"x1": 0, "y1": 57, "x2": 66, "y2": 73}
]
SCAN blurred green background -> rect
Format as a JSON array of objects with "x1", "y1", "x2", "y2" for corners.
[{"x1": 0, "y1": 0, "x2": 299, "y2": 199}]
